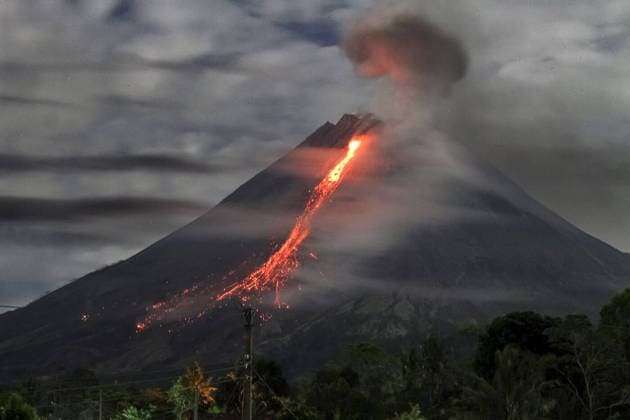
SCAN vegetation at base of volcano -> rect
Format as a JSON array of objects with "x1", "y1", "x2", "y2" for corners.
[{"x1": 3, "y1": 289, "x2": 630, "y2": 419}]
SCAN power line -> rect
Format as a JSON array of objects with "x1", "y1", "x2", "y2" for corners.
[
  {"x1": 95, "y1": 361, "x2": 239, "y2": 378},
  {"x1": 254, "y1": 369, "x2": 298, "y2": 420},
  {"x1": 242, "y1": 307, "x2": 254, "y2": 420},
  {"x1": 223, "y1": 373, "x2": 243, "y2": 416},
  {"x1": 35, "y1": 376, "x2": 237, "y2": 409},
  {"x1": 44, "y1": 366, "x2": 235, "y2": 393},
  {"x1": 1, "y1": 365, "x2": 236, "y2": 395}
]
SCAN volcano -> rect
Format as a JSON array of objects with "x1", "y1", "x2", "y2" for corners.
[{"x1": 1, "y1": 114, "x2": 629, "y2": 381}]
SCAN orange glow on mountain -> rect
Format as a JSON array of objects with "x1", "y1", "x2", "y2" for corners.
[
  {"x1": 135, "y1": 133, "x2": 371, "y2": 332},
  {"x1": 217, "y1": 136, "x2": 366, "y2": 305}
]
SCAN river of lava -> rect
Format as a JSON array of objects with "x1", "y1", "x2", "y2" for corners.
[
  {"x1": 135, "y1": 137, "x2": 365, "y2": 332},
  {"x1": 216, "y1": 137, "x2": 364, "y2": 305}
]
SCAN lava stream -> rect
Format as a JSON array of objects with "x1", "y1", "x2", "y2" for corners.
[
  {"x1": 217, "y1": 137, "x2": 364, "y2": 304},
  {"x1": 135, "y1": 136, "x2": 366, "y2": 332}
]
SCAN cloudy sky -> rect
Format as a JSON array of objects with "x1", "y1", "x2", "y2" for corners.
[{"x1": 1, "y1": 0, "x2": 629, "y2": 310}]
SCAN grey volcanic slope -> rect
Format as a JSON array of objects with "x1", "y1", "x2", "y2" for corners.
[{"x1": 1, "y1": 114, "x2": 629, "y2": 381}]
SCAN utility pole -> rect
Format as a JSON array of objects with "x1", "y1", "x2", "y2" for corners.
[
  {"x1": 98, "y1": 389, "x2": 103, "y2": 420},
  {"x1": 242, "y1": 307, "x2": 254, "y2": 420},
  {"x1": 193, "y1": 388, "x2": 199, "y2": 420}
]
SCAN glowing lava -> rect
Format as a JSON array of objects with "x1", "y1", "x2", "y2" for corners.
[
  {"x1": 217, "y1": 138, "x2": 364, "y2": 304},
  {"x1": 135, "y1": 136, "x2": 367, "y2": 332}
]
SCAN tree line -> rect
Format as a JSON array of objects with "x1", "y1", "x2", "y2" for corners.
[{"x1": 2, "y1": 288, "x2": 630, "y2": 419}]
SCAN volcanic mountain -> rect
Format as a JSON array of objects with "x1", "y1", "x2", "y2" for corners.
[{"x1": 1, "y1": 114, "x2": 629, "y2": 381}]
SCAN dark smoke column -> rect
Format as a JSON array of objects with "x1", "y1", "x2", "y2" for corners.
[{"x1": 343, "y1": 15, "x2": 468, "y2": 94}]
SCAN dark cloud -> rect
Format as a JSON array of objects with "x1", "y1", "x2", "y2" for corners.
[
  {"x1": 139, "y1": 53, "x2": 242, "y2": 72},
  {"x1": 343, "y1": 15, "x2": 468, "y2": 91},
  {"x1": 96, "y1": 94, "x2": 179, "y2": 109},
  {"x1": 0, "y1": 60, "x2": 130, "y2": 75},
  {"x1": 0, "y1": 52, "x2": 240, "y2": 76},
  {"x1": 0, "y1": 226, "x2": 112, "y2": 248},
  {"x1": 0, "y1": 196, "x2": 207, "y2": 222},
  {"x1": 0, "y1": 95, "x2": 74, "y2": 108},
  {"x1": 0, "y1": 153, "x2": 221, "y2": 174}
]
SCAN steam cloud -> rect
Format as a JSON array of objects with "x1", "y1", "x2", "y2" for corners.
[{"x1": 343, "y1": 15, "x2": 468, "y2": 92}]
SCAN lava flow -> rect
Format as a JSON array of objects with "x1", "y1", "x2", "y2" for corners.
[
  {"x1": 135, "y1": 135, "x2": 367, "y2": 332},
  {"x1": 217, "y1": 137, "x2": 364, "y2": 305}
]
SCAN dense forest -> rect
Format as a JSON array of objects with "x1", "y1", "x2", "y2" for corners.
[{"x1": 2, "y1": 288, "x2": 630, "y2": 420}]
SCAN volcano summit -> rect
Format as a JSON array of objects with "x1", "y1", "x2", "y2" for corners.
[{"x1": 1, "y1": 114, "x2": 629, "y2": 380}]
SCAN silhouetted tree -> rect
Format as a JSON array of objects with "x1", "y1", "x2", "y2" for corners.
[
  {"x1": 460, "y1": 345, "x2": 552, "y2": 420},
  {"x1": 399, "y1": 335, "x2": 459, "y2": 419},
  {"x1": 343, "y1": 342, "x2": 400, "y2": 416},
  {"x1": 0, "y1": 392, "x2": 39, "y2": 420},
  {"x1": 474, "y1": 311, "x2": 559, "y2": 379},
  {"x1": 305, "y1": 365, "x2": 370, "y2": 420},
  {"x1": 547, "y1": 314, "x2": 630, "y2": 420},
  {"x1": 600, "y1": 288, "x2": 630, "y2": 363},
  {"x1": 215, "y1": 357, "x2": 289, "y2": 417},
  {"x1": 252, "y1": 358, "x2": 290, "y2": 415}
]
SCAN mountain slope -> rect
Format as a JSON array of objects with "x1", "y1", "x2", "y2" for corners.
[{"x1": 0, "y1": 114, "x2": 628, "y2": 380}]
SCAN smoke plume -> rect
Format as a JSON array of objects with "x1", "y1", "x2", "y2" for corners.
[{"x1": 343, "y1": 15, "x2": 468, "y2": 94}]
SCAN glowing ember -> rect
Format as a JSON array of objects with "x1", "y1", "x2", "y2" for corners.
[
  {"x1": 136, "y1": 135, "x2": 368, "y2": 332},
  {"x1": 217, "y1": 137, "x2": 364, "y2": 305}
]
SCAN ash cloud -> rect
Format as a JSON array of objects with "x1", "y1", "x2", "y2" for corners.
[{"x1": 343, "y1": 15, "x2": 468, "y2": 92}]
